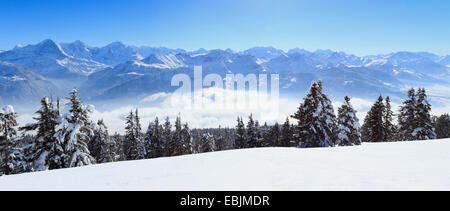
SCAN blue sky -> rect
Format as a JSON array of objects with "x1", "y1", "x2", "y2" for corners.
[{"x1": 0, "y1": 0, "x2": 449, "y2": 56}]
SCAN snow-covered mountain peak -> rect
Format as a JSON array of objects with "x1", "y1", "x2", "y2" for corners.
[{"x1": 242, "y1": 46, "x2": 286, "y2": 62}]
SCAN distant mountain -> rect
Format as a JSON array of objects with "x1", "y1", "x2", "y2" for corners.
[
  {"x1": 0, "y1": 39, "x2": 448, "y2": 109},
  {"x1": 0, "y1": 39, "x2": 108, "y2": 80},
  {"x1": 439, "y1": 55, "x2": 450, "y2": 66},
  {"x1": 0, "y1": 62, "x2": 58, "y2": 104},
  {"x1": 243, "y1": 47, "x2": 287, "y2": 63}
]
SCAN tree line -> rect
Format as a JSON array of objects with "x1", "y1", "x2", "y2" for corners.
[{"x1": 1, "y1": 82, "x2": 449, "y2": 176}]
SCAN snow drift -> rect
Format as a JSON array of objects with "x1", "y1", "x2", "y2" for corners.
[{"x1": 0, "y1": 139, "x2": 449, "y2": 191}]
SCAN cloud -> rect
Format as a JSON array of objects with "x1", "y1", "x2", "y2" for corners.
[{"x1": 139, "y1": 92, "x2": 171, "y2": 103}]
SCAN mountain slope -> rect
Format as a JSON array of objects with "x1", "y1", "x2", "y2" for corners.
[
  {"x1": 0, "y1": 139, "x2": 449, "y2": 191},
  {"x1": 0, "y1": 39, "x2": 108, "y2": 79},
  {"x1": 0, "y1": 62, "x2": 58, "y2": 104}
]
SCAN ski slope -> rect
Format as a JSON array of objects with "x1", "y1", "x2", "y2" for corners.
[{"x1": 1, "y1": 139, "x2": 449, "y2": 191}]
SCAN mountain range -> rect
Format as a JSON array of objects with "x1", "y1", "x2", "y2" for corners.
[{"x1": 0, "y1": 39, "x2": 449, "y2": 110}]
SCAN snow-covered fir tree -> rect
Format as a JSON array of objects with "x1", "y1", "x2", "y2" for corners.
[
  {"x1": 336, "y1": 96, "x2": 361, "y2": 146},
  {"x1": 181, "y1": 123, "x2": 192, "y2": 154},
  {"x1": 413, "y1": 88, "x2": 436, "y2": 140},
  {"x1": 280, "y1": 118, "x2": 293, "y2": 147},
  {"x1": 162, "y1": 117, "x2": 172, "y2": 157},
  {"x1": 91, "y1": 120, "x2": 115, "y2": 163},
  {"x1": 20, "y1": 97, "x2": 63, "y2": 171},
  {"x1": 267, "y1": 122, "x2": 281, "y2": 147},
  {"x1": 245, "y1": 114, "x2": 258, "y2": 148},
  {"x1": 145, "y1": 117, "x2": 164, "y2": 158},
  {"x1": 0, "y1": 106, "x2": 26, "y2": 175},
  {"x1": 383, "y1": 96, "x2": 397, "y2": 141},
  {"x1": 54, "y1": 89, "x2": 95, "y2": 168},
  {"x1": 169, "y1": 115, "x2": 184, "y2": 156},
  {"x1": 434, "y1": 114, "x2": 450, "y2": 139},
  {"x1": 362, "y1": 95, "x2": 385, "y2": 142},
  {"x1": 292, "y1": 81, "x2": 338, "y2": 148},
  {"x1": 124, "y1": 110, "x2": 146, "y2": 160},
  {"x1": 234, "y1": 117, "x2": 246, "y2": 149},
  {"x1": 213, "y1": 126, "x2": 227, "y2": 151},
  {"x1": 200, "y1": 133, "x2": 214, "y2": 153},
  {"x1": 398, "y1": 89, "x2": 417, "y2": 141}
]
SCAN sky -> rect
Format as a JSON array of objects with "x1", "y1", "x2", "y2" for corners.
[{"x1": 0, "y1": 0, "x2": 449, "y2": 56}]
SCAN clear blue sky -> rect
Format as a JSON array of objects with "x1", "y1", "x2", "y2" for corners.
[{"x1": 1, "y1": 0, "x2": 449, "y2": 56}]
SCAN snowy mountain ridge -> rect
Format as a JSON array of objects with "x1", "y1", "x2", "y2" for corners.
[{"x1": 0, "y1": 39, "x2": 449, "y2": 108}]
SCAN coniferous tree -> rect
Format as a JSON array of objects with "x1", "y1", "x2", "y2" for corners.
[
  {"x1": 361, "y1": 95, "x2": 385, "y2": 142},
  {"x1": 181, "y1": 123, "x2": 192, "y2": 154},
  {"x1": 0, "y1": 106, "x2": 25, "y2": 175},
  {"x1": 234, "y1": 117, "x2": 246, "y2": 149},
  {"x1": 398, "y1": 89, "x2": 417, "y2": 141},
  {"x1": 246, "y1": 114, "x2": 258, "y2": 148},
  {"x1": 414, "y1": 88, "x2": 436, "y2": 140},
  {"x1": 336, "y1": 96, "x2": 361, "y2": 146},
  {"x1": 268, "y1": 122, "x2": 281, "y2": 147},
  {"x1": 200, "y1": 133, "x2": 213, "y2": 153},
  {"x1": 91, "y1": 120, "x2": 115, "y2": 163},
  {"x1": 124, "y1": 110, "x2": 146, "y2": 160},
  {"x1": 112, "y1": 133, "x2": 126, "y2": 161},
  {"x1": 145, "y1": 117, "x2": 164, "y2": 158},
  {"x1": 144, "y1": 121, "x2": 154, "y2": 158},
  {"x1": 218, "y1": 126, "x2": 230, "y2": 151},
  {"x1": 20, "y1": 97, "x2": 63, "y2": 171},
  {"x1": 292, "y1": 81, "x2": 337, "y2": 148},
  {"x1": 383, "y1": 96, "x2": 397, "y2": 141},
  {"x1": 169, "y1": 115, "x2": 183, "y2": 156},
  {"x1": 434, "y1": 114, "x2": 450, "y2": 139},
  {"x1": 280, "y1": 118, "x2": 293, "y2": 147},
  {"x1": 54, "y1": 89, "x2": 95, "y2": 168},
  {"x1": 162, "y1": 117, "x2": 172, "y2": 156}
]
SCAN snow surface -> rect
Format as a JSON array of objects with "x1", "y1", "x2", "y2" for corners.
[{"x1": 0, "y1": 139, "x2": 449, "y2": 191}]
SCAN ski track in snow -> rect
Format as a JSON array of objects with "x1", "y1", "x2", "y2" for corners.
[{"x1": 0, "y1": 139, "x2": 449, "y2": 191}]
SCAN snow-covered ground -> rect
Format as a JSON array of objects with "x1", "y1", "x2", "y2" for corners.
[{"x1": 1, "y1": 139, "x2": 449, "y2": 191}]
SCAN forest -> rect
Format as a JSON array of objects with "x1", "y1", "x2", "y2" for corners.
[{"x1": 1, "y1": 81, "x2": 449, "y2": 176}]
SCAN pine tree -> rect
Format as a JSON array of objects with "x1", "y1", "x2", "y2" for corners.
[
  {"x1": 91, "y1": 120, "x2": 115, "y2": 163},
  {"x1": 200, "y1": 133, "x2": 213, "y2": 153},
  {"x1": 124, "y1": 110, "x2": 146, "y2": 160},
  {"x1": 112, "y1": 133, "x2": 126, "y2": 161},
  {"x1": 336, "y1": 96, "x2": 361, "y2": 146},
  {"x1": 169, "y1": 115, "x2": 183, "y2": 156},
  {"x1": 145, "y1": 117, "x2": 164, "y2": 158},
  {"x1": 383, "y1": 96, "x2": 397, "y2": 141},
  {"x1": 20, "y1": 97, "x2": 63, "y2": 171},
  {"x1": 362, "y1": 95, "x2": 385, "y2": 142},
  {"x1": 54, "y1": 89, "x2": 95, "y2": 168},
  {"x1": 0, "y1": 106, "x2": 26, "y2": 175},
  {"x1": 434, "y1": 114, "x2": 450, "y2": 139},
  {"x1": 398, "y1": 89, "x2": 417, "y2": 141},
  {"x1": 292, "y1": 81, "x2": 337, "y2": 148},
  {"x1": 162, "y1": 117, "x2": 172, "y2": 157},
  {"x1": 246, "y1": 114, "x2": 258, "y2": 148},
  {"x1": 234, "y1": 117, "x2": 246, "y2": 149},
  {"x1": 181, "y1": 123, "x2": 192, "y2": 154},
  {"x1": 280, "y1": 118, "x2": 293, "y2": 147},
  {"x1": 414, "y1": 88, "x2": 436, "y2": 140},
  {"x1": 268, "y1": 122, "x2": 281, "y2": 147}
]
